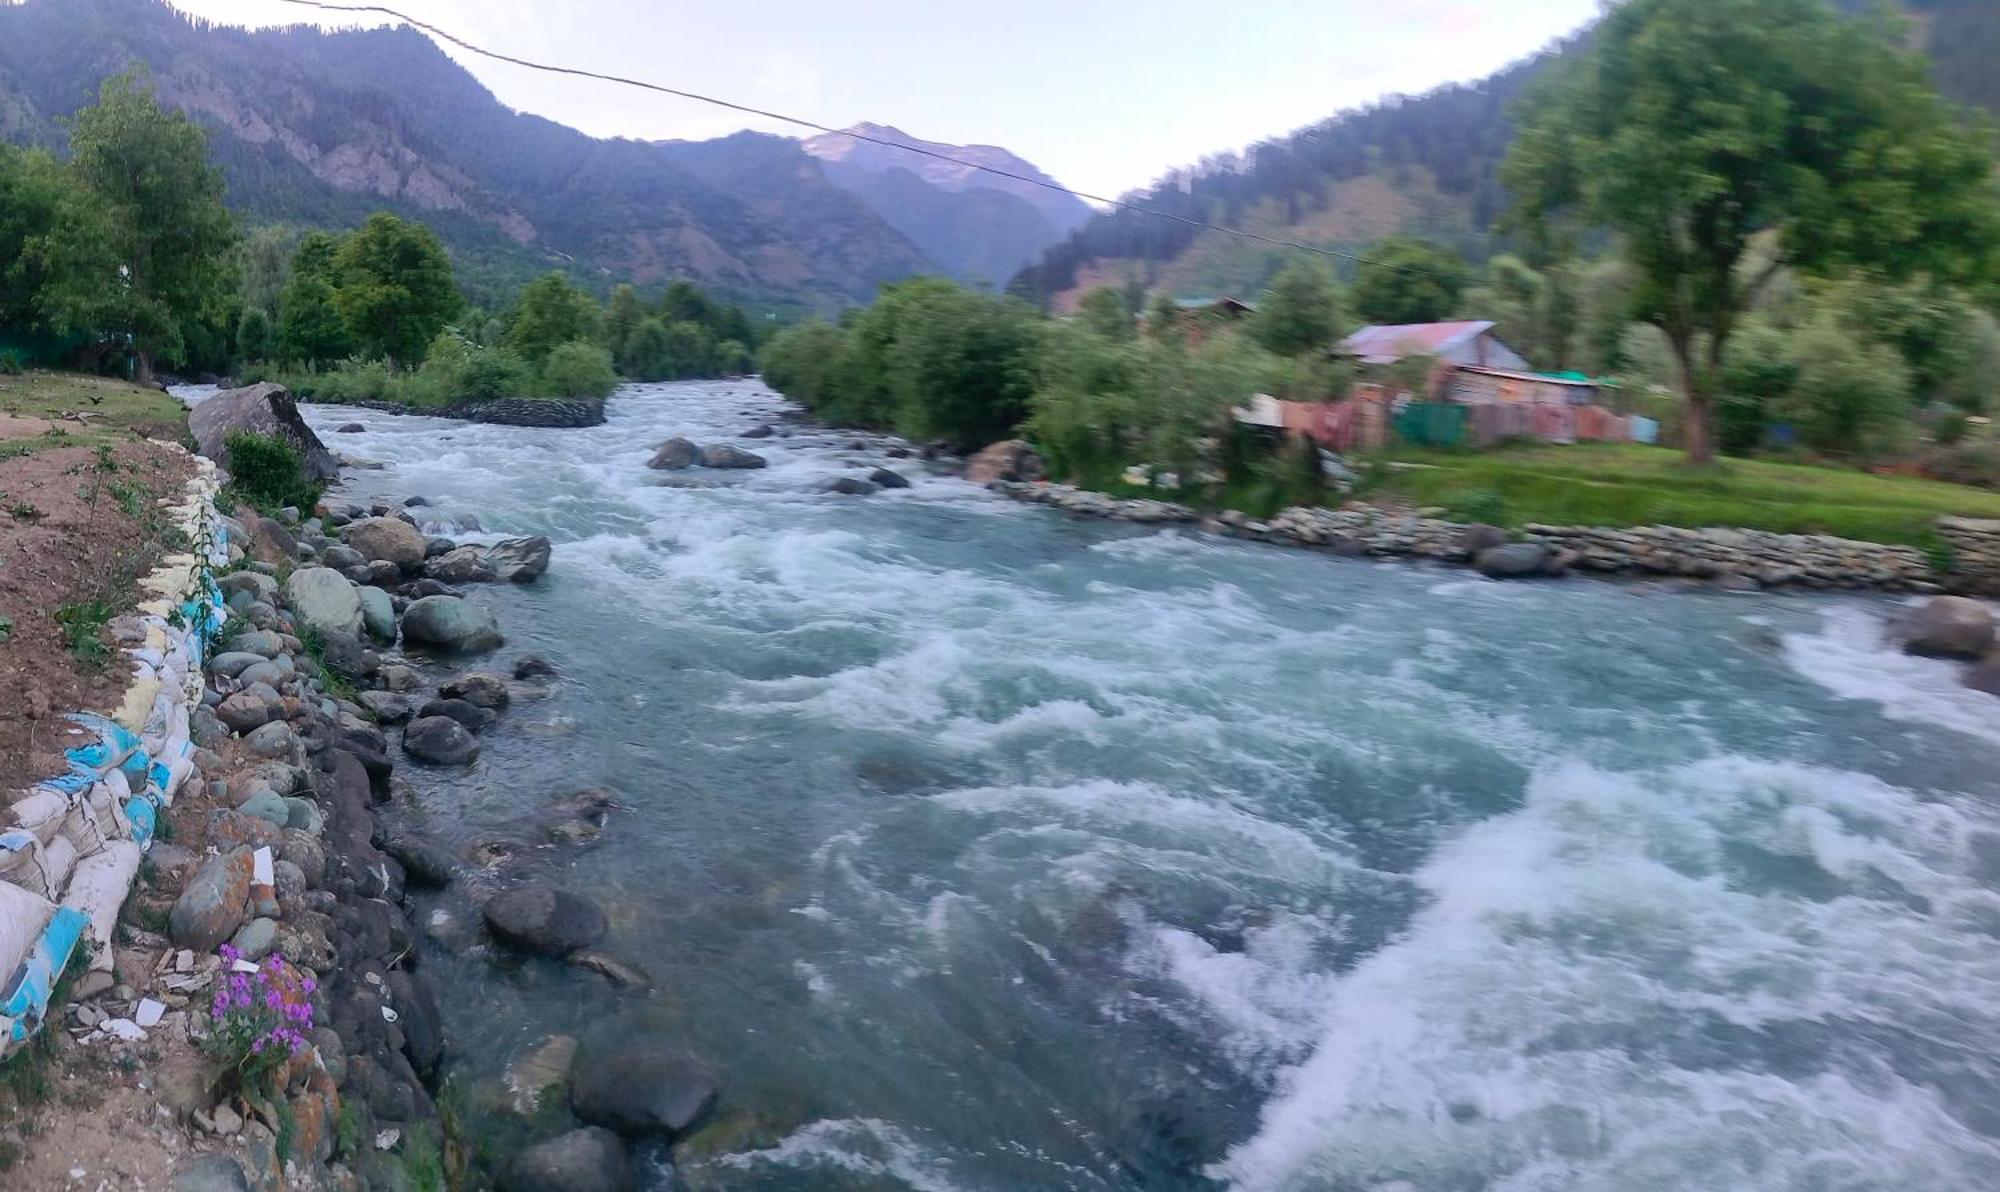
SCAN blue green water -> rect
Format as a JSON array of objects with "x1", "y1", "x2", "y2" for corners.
[{"x1": 298, "y1": 382, "x2": 2000, "y2": 1190}]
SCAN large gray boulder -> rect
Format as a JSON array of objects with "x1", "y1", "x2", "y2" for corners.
[
  {"x1": 483, "y1": 884, "x2": 607, "y2": 956},
  {"x1": 1475, "y1": 543, "x2": 1558, "y2": 580},
  {"x1": 485, "y1": 537, "x2": 551, "y2": 583},
  {"x1": 356, "y1": 585, "x2": 397, "y2": 643},
  {"x1": 647, "y1": 438, "x2": 700, "y2": 470},
  {"x1": 699, "y1": 444, "x2": 767, "y2": 469},
  {"x1": 424, "y1": 546, "x2": 497, "y2": 584},
  {"x1": 169, "y1": 847, "x2": 253, "y2": 952},
  {"x1": 502, "y1": 1127, "x2": 632, "y2": 1192},
  {"x1": 282, "y1": 567, "x2": 363, "y2": 637},
  {"x1": 1897, "y1": 596, "x2": 1995, "y2": 660},
  {"x1": 342, "y1": 516, "x2": 427, "y2": 574},
  {"x1": 401, "y1": 595, "x2": 504, "y2": 653},
  {"x1": 964, "y1": 439, "x2": 1044, "y2": 485},
  {"x1": 404, "y1": 716, "x2": 481, "y2": 766},
  {"x1": 1966, "y1": 656, "x2": 2000, "y2": 697},
  {"x1": 189, "y1": 382, "x2": 340, "y2": 483},
  {"x1": 569, "y1": 1033, "x2": 717, "y2": 1141}
]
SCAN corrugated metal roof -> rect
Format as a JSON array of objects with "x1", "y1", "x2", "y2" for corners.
[
  {"x1": 1172, "y1": 296, "x2": 1256, "y2": 312},
  {"x1": 1338, "y1": 320, "x2": 1495, "y2": 363}
]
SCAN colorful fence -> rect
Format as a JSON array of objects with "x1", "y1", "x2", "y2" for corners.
[{"x1": 0, "y1": 454, "x2": 227, "y2": 1056}]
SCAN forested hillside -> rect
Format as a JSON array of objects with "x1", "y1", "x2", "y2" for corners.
[
  {"x1": 1014, "y1": 0, "x2": 2000, "y2": 311},
  {"x1": 0, "y1": 0, "x2": 929, "y2": 309}
]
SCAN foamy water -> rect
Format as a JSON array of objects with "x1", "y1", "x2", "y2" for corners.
[{"x1": 203, "y1": 381, "x2": 2000, "y2": 1189}]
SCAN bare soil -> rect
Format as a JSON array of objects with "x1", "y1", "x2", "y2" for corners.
[{"x1": 0, "y1": 441, "x2": 193, "y2": 788}]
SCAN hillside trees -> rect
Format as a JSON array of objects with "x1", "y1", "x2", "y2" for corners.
[
  {"x1": 1251, "y1": 261, "x2": 1345, "y2": 357},
  {"x1": 505, "y1": 273, "x2": 602, "y2": 365},
  {"x1": 1506, "y1": 0, "x2": 2000, "y2": 465},
  {"x1": 63, "y1": 72, "x2": 239, "y2": 382},
  {"x1": 1348, "y1": 237, "x2": 1468, "y2": 326},
  {"x1": 331, "y1": 212, "x2": 458, "y2": 365},
  {"x1": 275, "y1": 232, "x2": 354, "y2": 365}
]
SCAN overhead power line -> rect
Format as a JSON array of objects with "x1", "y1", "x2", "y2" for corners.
[{"x1": 270, "y1": 0, "x2": 1450, "y2": 281}]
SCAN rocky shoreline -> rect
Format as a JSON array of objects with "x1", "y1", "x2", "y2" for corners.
[{"x1": 988, "y1": 478, "x2": 1957, "y2": 594}]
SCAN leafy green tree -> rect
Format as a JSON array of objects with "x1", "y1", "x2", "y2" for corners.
[
  {"x1": 332, "y1": 212, "x2": 458, "y2": 366},
  {"x1": 1250, "y1": 261, "x2": 1344, "y2": 357},
  {"x1": 1717, "y1": 320, "x2": 1799, "y2": 455},
  {"x1": 236, "y1": 307, "x2": 273, "y2": 365},
  {"x1": 760, "y1": 321, "x2": 852, "y2": 409},
  {"x1": 276, "y1": 232, "x2": 354, "y2": 366},
  {"x1": 604, "y1": 283, "x2": 646, "y2": 371},
  {"x1": 0, "y1": 144, "x2": 103, "y2": 336},
  {"x1": 505, "y1": 273, "x2": 601, "y2": 365},
  {"x1": 1505, "y1": 0, "x2": 2000, "y2": 464},
  {"x1": 64, "y1": 72, "x2": 239, "y2": 382},
  {"x1": 538, "y1": 340, "x2": 619, "y2": 398},
  {"x1": 1782, "y1": 315, "x2": 1913, "y2": 457},
  {"x1": 238, "y1": 225, "x2": 299, "y2": 321},
  {"x1": 1462, "y1": 255, "x2": 1577, "y2": 370},
  {"x1": 659, "y1": 280, "x2": 713, "y2": 329},
  {"x1": 1349, "y1": 237, "x2": 1467, "y2": 326},
  {"x1": 1077, "y1": 287, "x2": 1135, "y2": 342}
]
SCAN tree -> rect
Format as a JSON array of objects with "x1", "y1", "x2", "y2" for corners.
[
  {"x1": 1349, "y1": 237, "x2": 1467, "y2": 326},
  {"x1": 0, "y1": 144, "x2": 103, "y2": 337},
  {"x1": 64, "y1": 72, "x2": 238, "y2": 382},
  {"x1": 1505, "y1": 0, "x2": 2000, "y2": 464},
  {"x1": 236, "y1": 307, "x2": 273, "y2": 365},
  {"x1": 505, "y1": 273, "x2": 601, "y2": 365},
  {"x1": 1462, "y1": 254, "x2": 1576, "y2": 370},
  {"x1": 1250, "y1": 261, "x2": 1344, "y2": 357},
  {"x1": 276, "y1": 232, "x2": 355, "y2": 366},
  {"x1": 604, "y1": 283, "x2": 646, "y2": 371},
  {"x1": 1077, "y1": 287, "x2": 1135, "y2": 341},
  {"x1": 1784, "y1": 315, "x2": 1912, "y2": 458},
  {"x1": 332, "y1": 212, "x2": 458, "y2": 366}
]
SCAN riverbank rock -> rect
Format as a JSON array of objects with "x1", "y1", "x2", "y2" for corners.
[
  {"x1": 1475, "y1": 543, "x2": 1560, "y2": 579},
  {"x1": 403, "y1": 716, "x2": 481, "y2": 766},
  {"x1": 486, "y1": 536, "x2": 552, "y2": 583},
  {"x1": 570, "y1": 1034, "x2": 717, "y2": 1141},
  {"x1": 416, "y1": 697, "x2": 497, "y2": 734},
  {"x1": 442, "y1": 672, "x2": 510, "y2": 709},
  {"x1": 1965, "y1": 656, "x2": 2000, "y2": 697},
  {"x1": 1897, "y1": 596, "x2": 1995, "y2": 659},
  {"x1": 342, "y1": 517, "x2": 427, "y2": 574},
  {"x1": 700, "y1": 444, "x2": 767, "y2": 470},
  {"x1": 648, "y1": 438, "x2": 700, "y2": 470},
  {"x1": 827, "y1": 477, "x2": 877, "y2": 496},
  {"x1": 869, "y1": 468, "x2": 911, "y2": 490},
  {"x1": 189, "y1": 382, "x2": 340, "y2": 483},
  {"x1": 401, "y1": 595, "x2": 504, "y2": 653},
  {"x1": 424, "y1": 546, "x2": 497, "y2": 584},
  {"x1": 356, "y1": 585, "x2": 397, "y2": 642},
  {"x1": 282, "y1": 567, "x2": 363, "y2": 637},
  {"x1": 503, "y1": 1127, "x2": 632, "y2": 1192},
  {"x1": 169, "y1": 847, "x2": 254, "y2": 951},
  {"x1": 482, "y1": 884, "x2": 607, "y2": 956},
  {"x1": 169, "y1": 1153, "x2": 253, "y2": 1192},
  {"x1": 965, "y1": 439, "x2": 1044, "y2": 485}
]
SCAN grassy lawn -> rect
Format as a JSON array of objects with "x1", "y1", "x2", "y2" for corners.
[
  {"x1": 1363, "y1": 442, "x2": 2000, "y2": 548},
  {"x1": 0, "y1": 370, "x2": 189, "y2": 454}
]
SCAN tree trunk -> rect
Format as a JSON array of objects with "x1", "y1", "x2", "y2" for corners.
[
  {"x1": 134, "y1": 348, "x2": 154, "y2": 388},
  {"x1": 1666, "y1": 329, "x2": 1716, "y2": 467}
]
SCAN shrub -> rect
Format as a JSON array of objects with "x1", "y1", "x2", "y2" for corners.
[
  {"x1": 538, "y1": 340, "x2": 617, "y2": 398},
  {"x1": 0, "y1": 348, "x2": 25, "y2": 375},
  {"x1": 225, "y1": 430, "x2": 321, "y2": 512},
  {"x1": 458, "y1": 344, "x2": 534, "y2": 401},
  {"x1": 1444, "y1": 487, "x2": 1509, "y2": 525}
]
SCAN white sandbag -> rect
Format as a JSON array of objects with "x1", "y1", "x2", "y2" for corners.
[
  {"x1": 60, "y1": 841, "x2": 140, "y2": 973},
  {"x1": 0, "y1": 834, "x2": 77, "y2": 901},
  {"x1": 0, "y1": 881, "x2": 56, "y2": 992},
  {"x1": 6, "y1": 791, "x2": 69, "y2": 845}
]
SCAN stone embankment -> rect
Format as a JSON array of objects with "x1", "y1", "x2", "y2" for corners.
[
  {"x1": 334, "y1": 396, "x2": 606, "y2": 428},
  {"x1": 1938, "y1": 518, "x2": 2000, "y2": 596},
  {"x1": 991, "y1": 480, "x2": 1200, "y2": 525}
]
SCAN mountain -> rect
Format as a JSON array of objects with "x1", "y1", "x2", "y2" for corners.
[
  {"x1": 0, "y1": 0, "x2": 929, "y2": 309},
  {"x1": 802, "y1": 122, "x2": 1095, "y2": 288},
  {"x1": 1014, "y1": 0, "x2": 2000, "y2": 312}
]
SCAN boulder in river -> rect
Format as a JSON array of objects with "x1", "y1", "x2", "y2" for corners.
[
  {"x1": 486, "y1": 536, "x2": 552, "y2": 583},
  {"x1": 700, "y1": 444, "x2": 768, "y2": 469},
  {"x1": 827, "y1": 477, "x2": 877, "y2": 496},
  {"x1": 416, "y1": 697, "x2": 497, "y2": 734},
  {"x1": 281, "y1": 567, "x2": 363, "y2": 638},
  {"x1": 424, "y1": 546, "x2": 498, "y2": 584},
  {"x1": 403, "y1": 716, "x2": 481, "y2": 766},
  {"x1": 189, "y1": 382, "x2": 340, "y2": 483},
  {"x1": 482, "y1": 884, "x2": 608, "y2": 956},
  {"x1": 1964, "y1": 655, "x2": 2000, "y2": 697},
  {"x1": 401, "y1": 595, "x2": 504, "y2": 653},
  {"x1": 442, "y1": 671, "x2": 511, "y2": 709},
  {"x1": 964, "y1": 439, "x2": 1044, "y2": 485},
  {"x1": 342, "y1": 517, "x2": 427, "y2": 574},
  {"x1": 502, "y1": 1127, "x2": 631, "y2": 1192},
  {"x1": 647, "y1": 438, "x2": 700, "y2": 470},
  {"x1": 741, "y1": 424, "x2": 774, "y2": 439},
  {"x1": 1896, "y1": 596, "x2": 1995, "y2": 660},
  {"x1": 869, "y1": 468, "x2": 912, "y2": 490},
  {"x1": 1475, "y1": 543, "x2": 1558, "y2": 579},
  {"x1": 570, "y1": 1032, "x2": 717, "y2": 1141}
]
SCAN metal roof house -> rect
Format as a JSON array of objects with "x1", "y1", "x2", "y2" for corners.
[{"x1": 1338, "y1": 321, "x2": 1530, "y2": 370}]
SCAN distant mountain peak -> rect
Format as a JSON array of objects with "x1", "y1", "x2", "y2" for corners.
[{"x1": 801, "y1": 122, "x2": 1096, "y2": 236}]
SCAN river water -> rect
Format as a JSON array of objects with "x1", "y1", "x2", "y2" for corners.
[{"x1": 242, "y1": 381, "x2": 2000, "y2": 1189}]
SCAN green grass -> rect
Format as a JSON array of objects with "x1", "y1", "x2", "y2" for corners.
[
  {"x1": 0, "y1": 371, "x2": 189, "y2": 454},
  {"x1": 1361, "y1": 442, "x2": 2000, "y2": 547}
]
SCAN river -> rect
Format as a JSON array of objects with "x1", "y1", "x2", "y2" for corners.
[{"x1": 227, "y1": 381, "x2": 2000, "y2": 1188}]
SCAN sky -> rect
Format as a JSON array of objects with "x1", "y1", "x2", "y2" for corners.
[{"x1": 167, "y1": 0, "x2": 1601, "y2": 200}]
